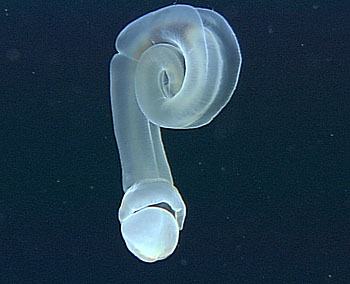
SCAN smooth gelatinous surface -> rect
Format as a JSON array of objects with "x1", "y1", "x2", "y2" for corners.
[{"x1": 110, "y1": 4, "x2": 241, "y2": 262}]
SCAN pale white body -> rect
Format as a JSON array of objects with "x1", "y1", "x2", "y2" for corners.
[{"x1": 110, "y1": 4, "x2": 241, "y2": 262}]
